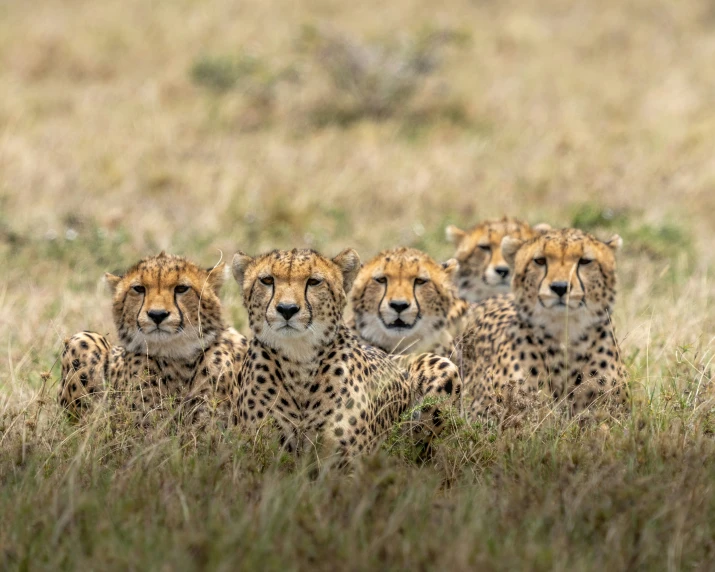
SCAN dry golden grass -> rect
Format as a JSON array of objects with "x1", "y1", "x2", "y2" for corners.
[{"x1": 1, "y1": 0, "x2": 715, "y2": 569}]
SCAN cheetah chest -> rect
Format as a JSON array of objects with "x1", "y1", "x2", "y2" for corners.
[{"x1": 240, "y1": 342, "x2": 383, "y2": 454}]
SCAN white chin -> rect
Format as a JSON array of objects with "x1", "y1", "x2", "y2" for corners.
[
  {"x1": 359, "y1": 319, "x2": 400, "y2": 346},
  {"x1": 379, "y1": 320, "x2": 436, "y2": 349},
  {"x1": 127, "y1": 331, "x2": 210, "y2": 359},
  {"x1": 259, "y1": 324, "x2": 318, "y2": 362},
  {"x1": 274, "y1": 326, "x2": 307, "y2": 337},
  {"x1": 126, "y1": 330, "x2": 176, "y2": 351},
  {"x1": 359, "y1": 314, "x2": 445, "y2": 355},
  {"x1": 145, "y1": 330, "x2": 176, "y2": 340}
]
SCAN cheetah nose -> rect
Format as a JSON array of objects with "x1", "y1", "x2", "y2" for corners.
[
  {"x1": 147, "y1": 310, "x2": 170, "y2": 324},
  {"x1": 276, "y1": 303, "x2": 300, "y2": 321},
  {"x1": 494, "y1": 266, "x2": 510, "y2": 279},
  {"x1": 389, "y1": 300, "x2": 410, "y2": 313},
  {"x1": 550, "y1": 281, "x2": 570, "y2": 298}
]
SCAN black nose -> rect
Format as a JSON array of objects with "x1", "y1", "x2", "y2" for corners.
[
  {"x1": 494, "y1": 266, "x2": 510, "y2": 279},
  {"x1": 389, "y1": 300, "x2": 410, "y2": 313},
  {"x1": 276, "y1": 303, "x2": 300, "y2": 321},
  {"x1": 147, "y1": 310, "x2": 170, "y2": 324},
  {"x1": 550, "y1": 282, "x2": 569, "y2": 298}
]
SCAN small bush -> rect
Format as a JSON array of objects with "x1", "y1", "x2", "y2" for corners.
[
  {"x1": 190, "y1": 55, "x2": 261, "y2": 93},
  {"x1": 305, "y1": 27, "x2": 468, "y2": 125}
]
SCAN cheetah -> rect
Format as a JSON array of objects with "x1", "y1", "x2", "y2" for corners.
[
  {"x1": 59, "y1": 252, "x2": 248, "y2": 425},
  {"x1": 348, "y1": 247, "x2": 472, "y2": 359},
  {"x1": 446, "y1": 216, "x2": 550, "y2": 302},
  {"x1": 230, "y1": 248, "x2": 461, "y2": 459},
  {"x1": 460, "y1": 228, "x2": 629, "y2": 418}
]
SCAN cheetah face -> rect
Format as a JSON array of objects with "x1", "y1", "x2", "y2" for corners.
[
  {"x1": 105, "y1": 252, "x2": 226, "y2": 359},
  {"x1": 350, "y1": 248, "x2": 458, "y2": 352},
  {"x1": 446, "y1": 217, "x2": 550, "y2": 302},
  {"x1": 233, "y1": 248, "x2": 360, "y2": 362},
  {"x1": 503, "y1": 228, "x2": 622, "y2": 336}
]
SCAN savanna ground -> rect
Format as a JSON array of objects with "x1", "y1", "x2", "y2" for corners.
[{"x1": 1, "y1": 0, "x2": 715, "y2": 569}]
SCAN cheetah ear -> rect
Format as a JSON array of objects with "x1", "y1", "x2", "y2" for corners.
[
  {"x1": 501, "y1": 236, "x2": 524, "y2": 268},
  {"x1": 533, "y1": 222, "x2": 551, "y2": 234},
  {"x1": 231, "y1": 252, "x2": 254, "y2": 291},
  {"x1": 332, "y1": 248, "x2": 361, "y2": 293},
  {"x1": 445, "y1": 225, "x2": 467, "y2": 246},
  {"x1": 604, "y1": 234, "x2": 623, "y2": 252},
  {"x1": 441, "y1": 258, "x2": 459, "y2": 278},
  {"x1": 205, "y1": 262, "x2": 226, "y2": 294},
  {"x1": 104, "y1": 273, "x2": 122, "y2": 294}
]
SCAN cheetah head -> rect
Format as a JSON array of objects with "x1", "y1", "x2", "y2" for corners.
[
  {"x1": 502, "y1": 228, "x2": 622, "y2": 337},
  {"x1": 349, "y1": 247, "x2": 458, "y2": 354},
  {"x1": 446, "y1": 217, "x2": 550, "y2": 302},
  {"x1": 232, "y1": 248, "x2": 360, "y2": 362},
  {"x1": 105, "y1": 252, "x2": 227, "y2": 359}
]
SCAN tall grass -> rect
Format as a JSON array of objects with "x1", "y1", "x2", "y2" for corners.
[{"x1": 3, "y1": 390, "x2": 715, "y2": 569}]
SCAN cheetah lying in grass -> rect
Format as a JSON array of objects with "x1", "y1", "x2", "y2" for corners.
[
  {"x1": 460, "y1": 228, "x2": 629, "y2": 418},
  {"x1": 230, "y1": 248, "x2": 462, "y2": 459},
  {"x1": 59, "y1": 252, "x2": 248, "y2": 425}
]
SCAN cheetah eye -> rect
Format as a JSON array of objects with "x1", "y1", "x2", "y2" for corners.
[
  {"x1": 307, "y1": 277, "x2": 323, "y2": 287},
  {"x1": 132, "y1": 285, "x2": 146, "y2": 294},
  {"x1": 414, "y1": 277, "x2": 429, "y2": 285},
  {"x1": 175, "y1": 284, "x2": 190, "y2": 294},
  {"x1": 260, "y1": 276, "x2": 274, "y2": 286},
  {"x1": 478, "y1": 245, "x2": 491, "y2": 252},
  {"x1": 374, "y1": 276, "x2": 387, "y2": 284},
  {"x1": 579, "y1": 258, "x2": 594, "y2": 266},
  {"x1": 533, "y1": 257, "x2": 547, "y2": 267}
]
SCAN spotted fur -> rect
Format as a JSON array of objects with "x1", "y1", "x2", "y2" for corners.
[
  {"x1": 460, "y1": 228, "x2": 629, "y2": 417},
  {"x1": 230, "y1": 248, "x2": 461, "y2": 459},
  {"x1": 58, "y1": 252, "x2": 248, "y2": 424},
  {"x1": 446, "y1": 217, "x2": 550, "y2": 302}
]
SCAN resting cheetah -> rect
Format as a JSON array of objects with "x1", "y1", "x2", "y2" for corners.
[
  {"x1": 348, "y1": 247, "x2": 472, "y2": 359},
  {"x1": 460, "y1": 228, "x2": 629, "y2": 417},
  {"x1": 59, "y1": 252, "x2": 248, "y2": 424},
  {"x1": 230, "y1": 248, "x2": 461, "y2": 458},
  {"x1": 446, "y1": 216, "x2": 550, "y2": 302}
]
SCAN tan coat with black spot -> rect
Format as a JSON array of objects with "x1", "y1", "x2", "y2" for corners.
[
  {"x1": 230, "y1": 248, "x2": 462, "y2": 460},
  {"x1": 459, "y1": 228, "x2": 629, "y2": 419},
  {"x1": 59, "y1": 252, "x2": 248, "y2": 425}
]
